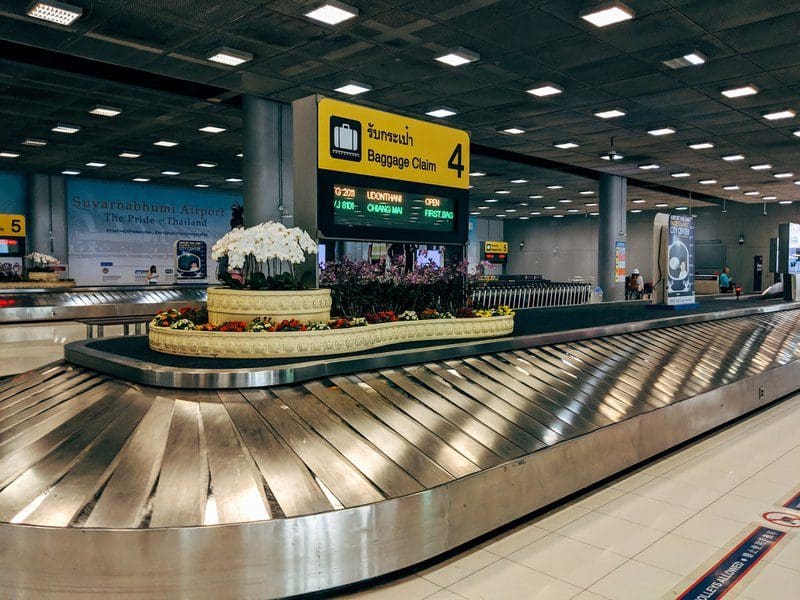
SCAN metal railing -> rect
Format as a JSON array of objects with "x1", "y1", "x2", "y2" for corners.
[{"x1": 472, "y1": 280, "x2": 593, "y2": 309}]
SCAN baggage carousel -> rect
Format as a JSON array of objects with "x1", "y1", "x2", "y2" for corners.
[{"x1": 1, "y1": 300, "x2": 800, "y2": 598}]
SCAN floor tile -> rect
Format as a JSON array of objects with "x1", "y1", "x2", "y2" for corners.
[
  {"x1": 588, "y1": 560, "x2": 685, "y2": 600},
  {"x1": 423, "y1": 590, "x2": 467, "y2": 600},
  {"x1": 609, "y1": 468, "x2": 659, "y2": 493},
  {"x1": 338, "y1": 575, "x2": 441, "y2": 599},
  {"x1": 557, "y1": 512, "x2": 665, "y2": 558},
  {"x1": 763, "y1": 531, "x2": 800, "y2": 571},
  {"x1": 419, "y1": 549, "x2": 500, "y2": 587},
  {"x1": 572, "y1": 592, "x2": 611, "y2": 600},
  {"x1": 635, "y1": 533, "x2": 721, "y2": 577},
  {"x1": 508, "y1": 533, "x2": 628, "y2": 588},
  {"x1": 731, "y1": 478, "x2": 796, "y2": 505},
  {"x1": 704, "y1": 493, "x2": 777, "y2": 523},
  {"x1": 480, "y1": 523, "x2": 550, "y2": 557},
  {"x1": 631, "y1": 475, "x2": 724, "y2": 510},
  {"x1": 575, "y1": 486, "x2": 626, "y2": 511},
  {"x1": 672, "y1": 513, "x2": 752, "y2": 548},
  {"x1": 736, "y1": 561, "x2": 800, "y2": 599},
  {"x1": 534, "y1": 503, "x2": 591, "y2": 532},
  {"x1": 597, "y1": 493, "x2": 695, "y2": 532},
  {"x1": 448, "y1": 558, "x2": 581, "y2": 600},
  {"x1": 660, "y1": 464, "x2": 748, "y2": 492}
]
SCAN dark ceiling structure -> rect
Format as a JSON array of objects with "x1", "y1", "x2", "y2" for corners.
[{"x1": 0, "y1": 0, "x2": 799, "y2": 218}]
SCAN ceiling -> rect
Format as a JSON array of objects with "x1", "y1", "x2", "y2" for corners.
[{"x1": 0, "y1": 0, "x2": 799, "y2": 213}]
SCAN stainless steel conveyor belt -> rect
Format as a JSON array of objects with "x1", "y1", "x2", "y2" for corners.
[
  {"x1": 1, "y1": 308, "x2": 800, "y2": 598},
  {"x1": 0, "y1": 285, "x2": 207, "y2": 322}
]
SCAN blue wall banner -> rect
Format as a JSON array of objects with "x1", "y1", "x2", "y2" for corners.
[
  {"x1": 677, "y1": 526, "x2": 786, "y2": 600},
  {"x1": 67, "y1": 178, "x2": 239, "y2": 285},
  {"x1": 667, "y1": 213, "x2": 695, "y2": 306},
  {"x1": 0, "y1": 171, "x2": 27, "y2": 216}
]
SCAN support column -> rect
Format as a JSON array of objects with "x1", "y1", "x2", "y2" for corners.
[
  {"x1": 242, "y1": 95, "x2": 293, "y2": 226},
  {"x1": 598, "y1": 173, "x2": 627, "y2": 302},
  {"x1": 28, "y1": 174, "x2": 67, "y2": 260}
]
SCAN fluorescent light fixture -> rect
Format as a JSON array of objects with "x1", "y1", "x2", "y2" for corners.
[
  {"x1": 52, "y1": 123, "x2": 80, "y2": 134},
  {"x1": 529, "y1": 194, "x2": 543, "y2": 199},
  {"x1": 335, "y1": 81, "x2": 372, "y2": 95},
  {"x1": 118, "y1": 151, "x2": 141, "y2": 159},
  {"x1": 579, "y1": 190, "x2": 594, "y2": 195},
  {"x1": 196, "y1": 162, "x2": 217, "y2": 168},
  {"x1": 426, "y1": 107, "x2": 457, "y2": 118},
  {"x1": 630, "y1": 209, "x2": 642, "y2": 213},
  {"x1": 517, "y1": 202, "x2": 529, "y2": 206},
  {"x1": 655, "y1": 203, "x2": 669, "y2": 208},
  {"x1": 589, "y1": 212, "x2": 599, "y2": 216},
  {"x1": 477, "y1": 206, "x2": 489, "y2": 210},
  {"x1": 485, "y1": 199, "x2": 498, "y2": 203},
  {"x1": 495, "y1": 189, "x2": 511, "y2": 194},
  {"x1": 779, "y1": 200, "x2": 793, "y2": 205},
  {"x1": 225, "y1": 177, "x2": 242, "y2": 183},
  {"x1": 435, "y1": 46, "x2": 480, "y2": 67},
  {"x1": 671, "y1": 172, "x2": 691, "y2": 178},
  {"x1": 510, "y1": 178, "x2": 527, "y2": 184},
  {"x1": 600, "y1": 152, "x2": 623, "y2": 161},
  {"x1": 161, "y1": 170, "x2": 180, "y2": 176},
  {"x1": 468, "y1": 185, "x2": 474, "y2": 189},
  {"x1": 568, "y1": 208, "x2": 580, "y2": 213},
  {"x1": 61, "y1": 169, "x2": 80, "y2": 175},
  {"x1": 85, "y1": 161, "x2": 106, "y2": 167},
  {"x1": 794, "y1": 131, "x2": 800, "y2": 138},
  {"x1": 0, "y1": 151, "x2": 20, "y2": 158},
  {"x1": 722, "y1": 185, "x2": 740, "y2": 191},
  {"x1": 632, "y1": 199, "x2": 646, "y2": 204},
  {"x1": 553, "y1": 214, "x2": 564, "y2": 218},
  {"x1": 546, "y1": 185, "x2": 563, "y2": 190},
  {"x1": 22, "y1": 138, "x2": 47, "y2": 147},
  {"x1": 154, "y1": 139, "x2": 179, "y2": 147},
  {"x1": 26, "y1": 0, "x2": 82, "y2": 25},
  {"x1": 469, "y1": 211, "x2": 480, "y2": 215},
  {"x1": 236, "y1": 152, "x2": 243, "y2": 158},
  {"x1": 553, "y1": 141, "x2": 579, "y2": 149},
  {"x1": 558, "y1": 199, "x2": 572, "y2": 204},
  {"x1": 647, "y1": 127, "x2": 676, "y2": 136},
  {"x1": 594, "y1": 108, "x2": 626, "y2": 119},
  {"x1": 774, "y1": 172, "x2": 794, "y2": 179},
  {"x1": 530, "y1": 211, "x2": 542, "y2": 215},
  {"x1": 763, "y1": 109, "x2": 796, "y2": 120},
  {"x1": 304, "y1": 1, "x2": 359, "y2": 25},
  {"x1": 469, "y1": 171, "x2": 486, "y2": 177},
  {"x1": 504, "y1": 208, "x2": 517, "y2": 213},
  {"x1": 585, "y1": 202, "x2": 598, "y2": 207},
  {"x1": 90, "y1": 105, "x2": 121, "y2": 117},
  {"x1": 519, "y1": 216, "x2": 530, "y2": 220},
  {"x1": 721, "y1": 84, "x2": 758, "y2": 98},
  {"x1": 689, "y1": 141, "x2": 714, "y2": 150},
  {"x1": 544, "y1": 205, "x2": 556, "y2": 210},
  {"x1": 638, "y1": 163, "x2": 660, "y2": 170},
  {"x1": 744, "y1": 191, "x2": 760, "y2": 196},
  {"x1": 194, "y1": 184, "x2": 209, "y2": 188},
  {"x1": 675, "y1": 206, "x2": 688, "y2": 210},
  {"x1": 206, "y1": 46, "x2": 253, "y2": 66},
  {"x1": 495, "y1": 214, "x2": 505, "y2": 218},
  {"x1": 580, "y1": 1, "x2": 635, "y2": 27},
  {"x1": 132, "y1": 177, "x2": 150, "y2": 182},
  {"x1": 763, "y1": 196, "x2": 777, "y2": 200},
  {"x1": 722, "y1": 154, "x2": 744, "y2": 161},
  {"x1": 699, "y1": 179, "x2": 717, "y2": 184},
  {"x1": 527, "y1": 83, "x2": 563, "y2": 97},
  {"x1": 499, "y1": 126, "x2": 525, "y2": 134},
  {"x1": 199, "y1": 125, "x2": 227, "y2": 134},
  {"x1": 796, "y1": 181, "x2": 800, "y2": 185},
  {"x1": 663, "y1": 50, "x2": 707, "y2": 69},
  {"x1": 750, "y1": 163, "x2": 772, "y2": 170}
]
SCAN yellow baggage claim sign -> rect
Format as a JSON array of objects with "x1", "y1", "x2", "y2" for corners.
[{"x1": 317, "y1": 98, "x2": 470, "y2": 190}]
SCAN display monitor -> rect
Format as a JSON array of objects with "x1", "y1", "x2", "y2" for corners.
[{"x1": 0, "y1": 238, "x2": 21, "y2": 256}]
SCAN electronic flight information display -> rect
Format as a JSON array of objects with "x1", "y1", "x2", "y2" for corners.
[{"x1": 332, "y1": 183, "x2": 456, "y2": 232}]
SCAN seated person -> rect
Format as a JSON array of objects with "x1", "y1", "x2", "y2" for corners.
[{"x1": 719, "y1": 267, "x2": 734, "y2": 292}]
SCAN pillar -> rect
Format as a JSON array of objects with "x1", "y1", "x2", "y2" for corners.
[
  {"x1": 598, "y1": 173, "x2": 627, "y2": 302},
  {"x1": 28, "y1": 174, "x2": 67, "y2": 261},
  {"x1": 242, "y1": 94, "x2": 293, "y2": 226}
]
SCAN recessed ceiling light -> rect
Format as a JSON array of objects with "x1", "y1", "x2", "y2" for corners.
[
  {"x1": 335, "y1": 81, "x2": 372, "y2": 95},
  {"x1": 589, "y1": 212, "x2": 599, "y2": 216},
  {"x1": 61, "y1": 169, "x2": 80, "y2": 175},
  {"x1": 795, "y1": 181, "x2": 800, "y2": 185},
  {"x1": 579, "y1": 190, "x2": 594, "y2": 195},
  {"x1": 600, "y1": 151, "x2": 623, "y2": 160},
  {"x1": 675, "y1": 206, "x2": 688, "y2": 211},
  {"x1": 194, "y1": 184, "x2": 210, "y2": 188},
  {"x1": 26, "y1": 0, "x2": 82, "y2": 25},
  {"x1": 154, "y1": 139, "x2": 179, "y2": 147},
  {"x1": 469, "y1": 211, "x2": 480, "y2": 215},
  {"x1": 499, "y1": 126, "x2": 525, "y2": 134},
  {"x1": 485, "y1": 198, "x2": 498, "y2": 203},
  {"x1": 0, "y1": 151, "x2": 20, "y2": 158},
  {"x1": 470, "y1": 171, "x2": 486, "y2": 177},
  {"x1": 647, "y1": 127, "x2": 676, "y2": 136},
  {"x1": 197, "y1": 162, "x2": 217, "y2": 168},
  {"x1": 585, "y1": 202, "x2": 598, "y2": 207},
  {"x1": 119, "y1": 151, "x2": 141, "y2": 159},
  {"x1": 468, "y1": 185, "x2": 474, "y2": 189},
  {"x1": 530, "y1": 211, "x2": 542, "y2": 215},
  {"x1": 655, "y1": 203, "x2": 669, "y2": 208},
  {"x1": 722, "y1": 154, "x2": 745, "y2": 161},
  {"x1": 744, "y1": 191, "x2": 760, "y2": 196},
  {"x1": 225, "y1": 177, "x2": 242, "y2": 183},
  {"x1": 546, "y1": 184, "x2": 563, "y2": 190},
  {"x1": 435, "y1": 47, "x2": 480, "y2": 67},
  {"x1": 779, "y1": 200, "x2": 793, "y2": 205},
  {"x1": 763, "y1": 109, "x2": 796, "y2": 121},
  {"x1": 527, "y1": 83, "x2": 563, "y2": 97},
  {"x1": 304, "y1": 1, "x2": 359, "y2": 25},
  {"x1": 495, "y1": 214, "x2": 506, "y2": 218},
  {"x1": 529, "y1": 194, "x2": 543, "y2": 199},
  {"x1": 517, "y1": 202, "x2": 529, "y2": 207},
  {"x1": 236, "y1": 152, "x2": 243, "y2": 158},
  {"x1": 519, "y1": 216, "x2": 530, "y2": 220},
  {"x1": 132, "y1": 177, "x2": 150, "y2": 183},
  {"x1": 426, "y1": 107, "x2": 457, "y2": 118},
  {"x1": 206, "y1": 46, "x2": 253, "y2": 66},
  {"x1": 632, "y1": 199, "x2": 646, "y2": 204},
  {"x1": 199, "y1": 125, "x2": 227, "y2": 134},
  {"x1": 580, "y1": 1, "x2": 635, "y2": 28},
  {"x1": 85, "y1": 161, "x2": 106, "y2": 167},
  {"x1": 477, "y1": 206, "x2": 489, "y2": 210},
  {"x1": 504, "y1": 208, "x2": 517, "y2": 213},
  {"x1": 671, "y1": 172, "x2": 691, "y2": 178},
  {"x1": 688, "y1": 141, "x2": 714, "y2": 150},
  {"x1": 544, "y1": 205, "x2": 557, "y2": 210},
  {"x1": 721, "y1": 84, "x2": 759, "y2": 98},
  {"x1": 594, "y1": 108, "x2": 626, "y2": 119},
  {"x1": 553, "y1": 214, "x2": 564, "y2": 218},
  {"x1": 663, "y1": 50, "x2": 707, "y2": 69},
  {"x1": 638, "y1": 163, "x2": 660, "y2": 170},
  {"x1": 510, "y1": 178, "x2": 527, "y2": 184},
  {"x1": 722, "y1": 185, "x2": 740, "y2": 191},
  {"x1": 699, "y1": 179, "x2": 717, "y2": 184},
  {"x1": 553, "y1": 141, "x2": 579, "y2": 149},
  {"x1": 52, "y1": 123, "x2": 80, "y2": 134},
  {"x1": 89, "y1": 105, "x2": 121, "y2": 117},
  {"x1": 630, "y1": 209, "x2": 642, "y2": 213},
  {"x1": 161, "y1": 170, "x2": 180, "y2": 176},
  {"x1": 774, "y1": 172, "x2": 794, "y2": 179},
  {"x1": 568, "y1": 208, "x2": 580, "y2": 213},
  {"x1": 22, "y1": 138, "x2": 47, "y2": 146},
  {"x1": 750, "y1": 163, "x2": 772, "y2": 170},
  {"x1": 762, "y1": 195, "x2": 777, "y2": 200},
  {"x1": 558, "y1": 199, "x2": 572, "y2": 204},
  {"x1": 495, "y1": 189, "x2": 511, "y2": 194}
]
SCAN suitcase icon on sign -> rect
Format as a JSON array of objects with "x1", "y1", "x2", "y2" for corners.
[{"x1": 330, "y1": 116, "x2": 362, "y2": 161}]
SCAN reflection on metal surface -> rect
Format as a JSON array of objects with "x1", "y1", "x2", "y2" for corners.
[{"x1": 1, "y1": 310, "x2": 800, "y2": 597}]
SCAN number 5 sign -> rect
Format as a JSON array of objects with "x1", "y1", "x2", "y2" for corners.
[{"x1": 0, "y1": 214, "x2": 25, "y2": 236}]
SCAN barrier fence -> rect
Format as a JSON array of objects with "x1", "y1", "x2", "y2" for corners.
[{"x1": 472, "y1": 280, "x2": 593, "y2": 309}]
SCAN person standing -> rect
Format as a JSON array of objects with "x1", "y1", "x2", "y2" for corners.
[
  {"x1": 146, "y1": 265, "x2": 159, "y2": 285},
  {"x1": 719, "y1": 267, "x2": 734, "y2": 292},
  {"x1": 628, "y1": 268, "x2": 644, "y2": 299}
]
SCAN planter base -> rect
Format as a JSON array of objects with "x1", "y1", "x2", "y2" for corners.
[{"x1": 206, "y1": 287, "x2": 332, "y2": 324}]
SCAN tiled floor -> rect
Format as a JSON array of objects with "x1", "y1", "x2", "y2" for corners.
[{"x1": 335, "y1": 392, "x2": 800, "y2": 599}]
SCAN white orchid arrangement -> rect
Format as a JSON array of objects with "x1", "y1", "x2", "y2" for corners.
[
  {"x1": 25, "y1": 252, "x2": 60, "y2": 267},
  {"x1": 211, "y1": 221, "x2": 317, "y2": 290}
]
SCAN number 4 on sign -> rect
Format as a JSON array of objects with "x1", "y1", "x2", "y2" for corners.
[{"x1": 448, "y1": 144, "x2": 464, "y2": 178}]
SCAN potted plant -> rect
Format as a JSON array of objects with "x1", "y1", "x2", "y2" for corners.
[
  {"x1": 25, "y1": 252, "x2": 61, "y2": 281},
  {"x1": 208, "y1": 221, "x2": 331, "y2": 324}
]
